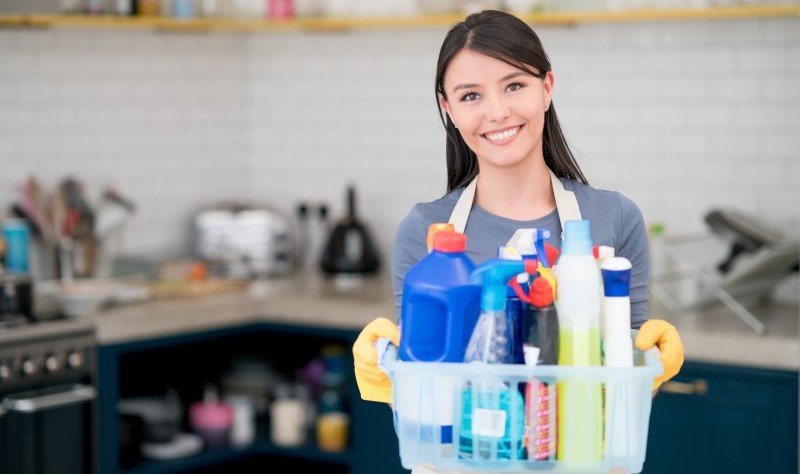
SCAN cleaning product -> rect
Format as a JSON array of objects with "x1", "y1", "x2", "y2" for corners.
[
  {"x1": 523, "y1": 276, "x2": 558, "y2": 461},
  {"x1": 595, "y1": 245, "x2": 615, "y2": 344},
  {"x1": 506, "y1": 228, "x2": 550, "y2": 364},
  {"x1": 459, "y1": 259, "x2": 535, "y2": 461},
  {"x1": 498, "y1": 245, "x2": 527, "y2": 365},
  {"x1": 464, "y1": 259, "x2": 536, "y2": 364},
  {"x1": 426, "y1": 223, "x2": 455, "y2": 253},
  {"x1": 398, "y1": 231, "x2": 481, "y2": 447},
  {"x1": 507, "y1": 228, "x2": 551, "y2": 268},
  {"x1": 555, "y1": 220, "x2": 603, "y2": 464},
  {"x1": 399, "y1": 231, "x2": 480, "y2": 362},
  {"x1": 601, "y1": 257, "x2": 637, "y2": 462}
]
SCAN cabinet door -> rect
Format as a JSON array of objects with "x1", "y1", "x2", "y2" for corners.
[{"x1": 643, "y1": 362, "x2": 798, "y2": 474}]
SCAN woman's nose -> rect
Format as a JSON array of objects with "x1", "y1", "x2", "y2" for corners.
[{"x1": 485, "y1": 93, "x2": 509, "y2": 123}]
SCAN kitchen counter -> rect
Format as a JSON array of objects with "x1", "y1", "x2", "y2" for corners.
[
  {"x1": 87, "y1": 272, "x2": 798, "y2": 370},
  {"x1": 93, "y1": 272, "x2": 396, "y2": 345},
  {"x1": 653, "y1": 299, "x2": 799, "y2": 371},
  {"x1": 0, "y1": 316, "x2": 95, "y2": 346}
]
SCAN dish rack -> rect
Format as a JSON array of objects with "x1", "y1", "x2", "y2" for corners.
[{"x1": 382, "y1": 344, "x2": 661, "y2": 473}]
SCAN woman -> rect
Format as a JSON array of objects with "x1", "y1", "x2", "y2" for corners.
[{"x1": 353, "y1": 9, "x2": 684, "y2": 468}]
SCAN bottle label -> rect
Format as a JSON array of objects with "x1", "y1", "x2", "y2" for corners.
[{"x1": 472, "y1": 408, "x2": 506, "y2": 438}]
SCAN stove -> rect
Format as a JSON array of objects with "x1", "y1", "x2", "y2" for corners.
[
  {"x1": 0, "y1": 319, "x2": 97, "y2": 474},
  {"x1": 0, "y1": 313, "x2": 28, "y2": 331}
]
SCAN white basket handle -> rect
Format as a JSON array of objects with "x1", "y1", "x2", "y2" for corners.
[{"x1": 376, "y1": 337, "x2": 398, "y2": 376}]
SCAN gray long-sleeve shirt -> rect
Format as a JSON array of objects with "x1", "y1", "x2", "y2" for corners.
[{"x1": 391, "y1": 177, "x2": 650, "y2": 329}]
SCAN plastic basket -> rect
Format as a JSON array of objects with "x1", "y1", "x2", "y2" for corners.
[{"x1": 383, "y1": 344, "x2": 661, "y2": 473}]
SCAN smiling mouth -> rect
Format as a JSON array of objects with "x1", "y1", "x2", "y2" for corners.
[{"x1": 482, "y1": 125, "x2": 523, "y2": 144}]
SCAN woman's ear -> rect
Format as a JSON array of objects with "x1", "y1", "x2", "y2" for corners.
[
  {"x1": 543, "y1": 71, "x2": 555, "y2": 111},
  {"x1": 440, "y1": 96, "x2": 454, "y2": 125}
]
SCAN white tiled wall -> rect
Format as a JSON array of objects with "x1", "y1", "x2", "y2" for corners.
[
  {"x1": 1, "y1": 18, "x2": 798, "y2": 285},
  {"x1": 0, "y1": 29, "x2": 251, "y2": 258},
  {"x1": 248, "y1": 18, "x2": 800, "y2": 274}
]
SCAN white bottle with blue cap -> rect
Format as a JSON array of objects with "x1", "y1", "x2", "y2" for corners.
[
  {"x1": 601, "y1": 256, "x2": 634, "y2": 366},
  {"x1": 601, "y1": 256, "x2": 638, "y2": 463}
]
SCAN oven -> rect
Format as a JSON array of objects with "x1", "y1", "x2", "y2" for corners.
[{"x1": 0, "y1": 328, "x2": 97, "y2": 474}]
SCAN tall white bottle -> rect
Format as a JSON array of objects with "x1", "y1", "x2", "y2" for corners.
[{"x1": 555, "y1": 220, "x2": 603, "y2": 463}]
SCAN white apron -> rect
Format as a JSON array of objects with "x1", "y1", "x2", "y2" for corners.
[{"x1": 448, "y1": 169, "x2": 582, "y2": 241}]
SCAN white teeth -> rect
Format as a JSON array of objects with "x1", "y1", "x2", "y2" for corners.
[{"x1": 485, "y1": 126, "x2": 519, "y2": 142}]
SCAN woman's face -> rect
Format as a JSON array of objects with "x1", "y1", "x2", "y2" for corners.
[{"x1": 441, "y1": 49, "x2": 554, "y2": 171}]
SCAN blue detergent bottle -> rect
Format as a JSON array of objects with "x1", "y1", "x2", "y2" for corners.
[{"x1": 399, "y1": 231, "x2": 482, "y2": 363}]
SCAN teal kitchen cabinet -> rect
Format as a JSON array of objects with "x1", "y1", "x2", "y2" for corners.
[
  {"x1": 643, "y1": 361, "x2": 798, "y2": 474},
  {"x1": 98, "y1": 323, "x2": 408, "y2": 474}
]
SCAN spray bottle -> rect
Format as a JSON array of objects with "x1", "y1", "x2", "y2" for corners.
[
  {"x1": 555, "y1": 220, "x2": 603, "y2": 464},
  {"x1": 523, "y1": 276, "x2": 559, "y2": 461},
  {"x1": 459, "y1": 259, "x2": 536, "y2": 461},
  {"x1": 498, "y1": 245, "x2": 527, "y2": 365},
  {"x1": 507, "y1": 228, "x2": 551, "y2": 364}
]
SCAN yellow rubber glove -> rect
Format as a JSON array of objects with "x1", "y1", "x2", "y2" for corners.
[
  {"x1": 635, "y1": 319, "x2": 685, "y2": 392},
  {"x1": 353, "y1": 317, "x2": 400, "y2": 404}
]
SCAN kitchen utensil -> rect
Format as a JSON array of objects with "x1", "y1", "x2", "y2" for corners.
[
  {"x1": 45, "y1": 279, "x2": 119, "y2": 317},
  {"x1": 270, "y1": 382, "x2": 312, "y2": 447},
  {"x1": 141, "y1": 433, "x2": 203, "y2": 460},
  {"x1": 320, "y1": 185, "x2": 381, "y2": 276},
  {"x1": 225, "y1": 395, "x2": 256, "y2": 447},
  {"x1": 119, "y1": 413, "x2": 144, "y2": 468},
  {"x1": 118, "y1": 393, "x2": 183, "y2": 444},
  {"x1": 220, "y1": 356, "x2": 283, "y2": 415},
  {"x1": 194, "y1": 202, "x2": 297, "y2": 278},
  {"x1": 0, "y1": 272, "x2": 34, "y2": 325},
  {"x1": 189, "y1": 385, "x2": 233, "y2": 448}
]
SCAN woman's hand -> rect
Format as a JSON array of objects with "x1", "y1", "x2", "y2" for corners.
[
  {"x1": 353, "y1": 317, "x2": 399, "y2": 403},
  {"x1": 635, "y1": 319, "x2": 685, "y2": 392}
]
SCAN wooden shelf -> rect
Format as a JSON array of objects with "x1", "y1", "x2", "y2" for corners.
[{"x1": 0, "y1": 5, "x2": 798, "y2": 33}]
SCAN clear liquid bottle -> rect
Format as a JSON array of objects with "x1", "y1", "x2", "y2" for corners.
[{"x1": 459, "y1": 259, "x2": 535, "y2": 461}]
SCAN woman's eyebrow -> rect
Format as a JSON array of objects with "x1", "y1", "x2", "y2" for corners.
[{"x1": 450, "y1": 71, "x2": 533, "y2": 94}]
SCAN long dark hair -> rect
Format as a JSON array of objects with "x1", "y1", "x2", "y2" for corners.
[{"x1": 435, "y1": 10, "x2": 588, "y2": 192}]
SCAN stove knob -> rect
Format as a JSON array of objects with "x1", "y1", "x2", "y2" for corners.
[
  {"x1": 0, "y1": 363, "x2": 10, "y2": 382},
  {"x1": 22, "y1": 358, "x2": 38, "y2": 377},
  {"x1": 45, "y1": 355, "x2": 61, "y2": 373},
  {"x1": 67, "y1": 351, "x2": 84, "y2": 370}
]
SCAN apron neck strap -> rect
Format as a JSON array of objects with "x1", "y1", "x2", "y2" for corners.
[{"x1": 447, "y1": 170, "x2": 582, "y2": 240}]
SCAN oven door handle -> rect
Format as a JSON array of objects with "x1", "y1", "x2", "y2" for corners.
[{"x1": 3, "y1": 385, "x2": 96, "y2": 413}]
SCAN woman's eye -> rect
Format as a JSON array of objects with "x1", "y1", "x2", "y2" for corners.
[
  {"x1": 461, "y1": 92, "x2": 479, "y2": 102},
  {"x1": 507, "y1": 82, "x2": 524, "y2": 92}
]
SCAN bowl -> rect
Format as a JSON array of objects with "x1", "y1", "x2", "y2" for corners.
[
  {"x1": 40, "y1": 278, "x2": 150, "y2": 317},
  {"x1": 47, "y1": 280, "x2": 119, "y2": 317}
]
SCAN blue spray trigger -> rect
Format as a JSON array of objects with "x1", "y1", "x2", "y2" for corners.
[
  {"x1": 469, "y1": 259, "x2": 531, "y2": 312},
  {"x1": 534, "y1": 228, "x2": 551, "y2": 268}
]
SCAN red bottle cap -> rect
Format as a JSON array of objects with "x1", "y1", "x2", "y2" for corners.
[
  {"x1": 529, "y1": 277, "x2": 553, "y2": 308},
  {"x1": 433, "y1": 231, "x2": 466, "y2": 253},
  {"x1": 544, "y1": 243, "x2": 560, "y2": 266}
]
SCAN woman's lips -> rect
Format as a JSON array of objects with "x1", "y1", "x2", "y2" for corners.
[{"x1": 482, "y1": 125, "x2": 523, "y2": 146}]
